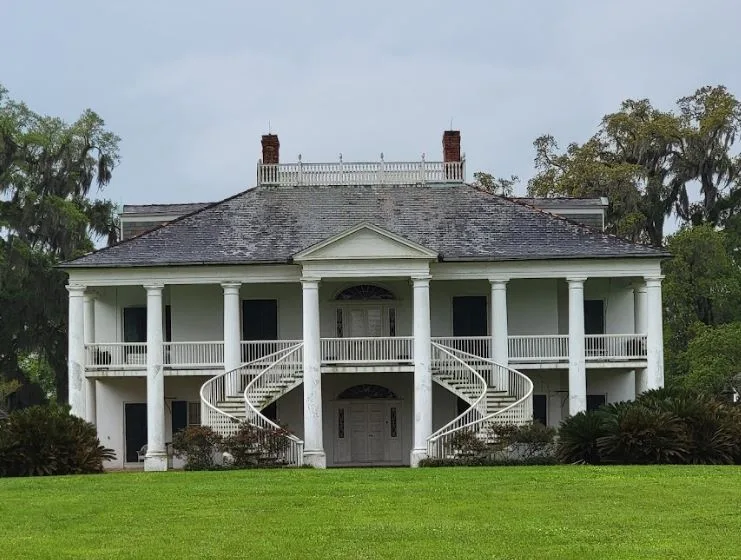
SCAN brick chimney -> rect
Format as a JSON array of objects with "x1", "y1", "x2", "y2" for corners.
[
  {"x1": 261, "y1": 134, "x2": 280, "y2": 164},
  {"x1": 442, "y1": 130, "x2": 461, "y2": 163}
]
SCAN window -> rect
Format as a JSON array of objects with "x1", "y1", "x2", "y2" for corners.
[
  {"x1": 390, "y1": 407, "x2": 398, "y2": 438},
  {"x1": 336, "y1": 285, "x2": 394, "y2": 300},
  {"x1": 338, "y1": 407, "x2": 345, "y2": 439},
  {"x1": 187, "y1": 402, "x2": 201, "y2": 426},
  {"x1": 242, "y1": 300, "x2": 278, "y2": 340},
  {"x1": 533, "y1": 394, "x2": 547, "y2": 425},
  {"x1": 123, "y1": 307, "x2": 147, "y2": 343},
  {"x1": 586, "y1": 394, "x2": 607, "y2": 412},
  {"x1": 452, "y1": 296, "x2": 488, "y2": 336}
]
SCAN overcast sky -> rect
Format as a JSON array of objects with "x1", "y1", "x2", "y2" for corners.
[{"x1": 2, "y1": 0, "x2": 740, "y2": 209}]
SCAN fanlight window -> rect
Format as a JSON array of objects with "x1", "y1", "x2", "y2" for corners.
[
  {"x1": 337, "y1": 384, "x2": 398, "y2": 400},
  {"x1": 335, "y1": 285, "x2": 394, "y2": 301}
]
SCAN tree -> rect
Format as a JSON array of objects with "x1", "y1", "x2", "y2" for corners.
[
  {"x1": 472, "y1": 172, "x2": 518, "y2": 197},
  {"x1": 0, "y1": 85, "x2": 119, "y2": 406},
  {"x1": 527, "y1": 86, "x2": 741, "y2": 246},
  {"x1": 662, "y1": 226, "x2": 741, "y2": 386},
  {"x1": 682, "y1": 323, "x2": 741, "y2": 396}
]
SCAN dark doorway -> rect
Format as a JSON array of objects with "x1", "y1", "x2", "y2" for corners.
[
  {"x1": 452, "y1": 296, "x2": 488, "y2": 356},
  {"x1": 124, "y1": 403, "x2": 147, "y2": 463},
  {"x1": 172, "y1": 400, "x2": 188, "y2": 436},
  {"x1": 584, "y1": 300, "x2": 605, "y2": 335},
  {"x1": 242, "y1": 300, "x2": 278, "y2": 361},
  {"x1": 586, "y1": 394, "x2": 607, "y2": 411},
  {"x1": 533, "y1": 394, "x2": 547, "y2": 425},
  {"x1": 123, "y1": 307, "x2": 147, "y2": 342}
]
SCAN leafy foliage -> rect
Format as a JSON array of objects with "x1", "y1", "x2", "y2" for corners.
[
  {"x1": 0, "y1": 84, "x2": 119, "y2": 406},
  {"x1": 222, "y1": 423, "x2": 292, "y2": 468},
  {"x1": 556, "y1": 389, "x2": 741, "y2": 465},
  {"x1": 171, "y1": 426, "x2": 223, "y2": 471},
  {"x1": 472, "y1": 171, "x2": 519, "y2": 196},
  {"x1": 0, "y1": 405, "x2": 115, "y2": 476}
]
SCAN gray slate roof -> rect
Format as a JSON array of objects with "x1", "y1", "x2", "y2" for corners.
[
  {"x1": 512, "y1": 197, "x2": 607, "y2": 209},
  {"x1": 66, "y1": 184, "x2": 666, "y2": 268},
  {"x1": 122, "y1": 202, "x2": 213, "y2": 215}
]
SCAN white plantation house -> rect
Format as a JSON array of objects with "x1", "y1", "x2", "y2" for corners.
[{"x1": 62, "y1": 131, "x2": 667, "y2": 470}]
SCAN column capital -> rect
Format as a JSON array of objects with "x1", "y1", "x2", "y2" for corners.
[
  {"x1": 566, "y1": 276, "x2": 587, "y2": 285},
  {"x1": 221, "y1": 281, "x2": 242, "y2": 293},
  {"x1": 644, "y1": 275, "x2": 664, "y2": 287},
  {"x1": 66, "y1": 283, "x2": 87, "y2": 295},
  {"x1": 300, "y1": 277, "x2": 321, "y2": 287},
  {"x1": 83, "y1": 290, "x2": 99, "y2": 301},
  {"x1": 411, "y1": 275, "x2": 432, "y2": 287},
  {"x1": 143, "y1": 283, "x2": 165, "y2": 293},
  {"x1": 489, "y1": 278, "x2": 509, "y2": 288},
  {"x1": 631, "y1": 280, "x2": 647, "y2": 292}
]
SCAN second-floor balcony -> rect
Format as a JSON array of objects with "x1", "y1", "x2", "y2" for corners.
[{"x1": 84, "y1": 334, "x2": 648, "y2": 373}]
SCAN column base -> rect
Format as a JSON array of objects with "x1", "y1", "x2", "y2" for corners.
[
  {"x1": 144, "y1": 453, "x2": 168, "y2": 472},
  {"x1": 410, "y1": 448, "x2": 428, "y2": 468},
  {"x1": 303, "y1": 450, "x2": 326, "y2": 469},
  {"x1": 635, "y1": 368, "x2": 649, "y2": 398}
]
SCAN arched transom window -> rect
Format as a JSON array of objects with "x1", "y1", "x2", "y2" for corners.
[{"x1": 335, "y1": 284, "x2": 394, "y2": 301}]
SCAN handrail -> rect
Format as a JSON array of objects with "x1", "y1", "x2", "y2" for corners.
[
  {"x1": 427, "y1": 343, "x2": 534, "y2": 459},
  {"x1": 199, "y1": 345, "x2": 301, "y2": 437},
  {"x1": 427, "y1": 342, "x2": 488, "y2": 451},
  {"x1": 243, "y1": 343, "x2": 305, "y2": 466}
]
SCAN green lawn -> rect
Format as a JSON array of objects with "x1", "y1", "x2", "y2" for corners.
[{"x1": 1, "y1": 466, "x2": 740, "y2": 559}]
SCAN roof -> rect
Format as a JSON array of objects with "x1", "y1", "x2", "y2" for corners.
[
  {"x1": 66, "y1": 184, "x2": 667, "y2": 268},
  {"x1": 511, "y1": 197, "x2": 608, "y2": 209},
  {"x1": 121, "y1": 203, "x2": 213, "y2": 216}
]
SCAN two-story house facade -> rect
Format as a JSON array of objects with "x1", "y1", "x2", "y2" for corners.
[{"x1": 62, "y1": 131, "x2": 667, "y2": 470}]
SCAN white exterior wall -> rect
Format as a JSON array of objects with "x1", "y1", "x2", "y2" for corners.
[
  {"x1": 95, "y1": 376, "x2": 208, "y2": 469},
  {"x1": 557, "y1": 278, "x2": 636, "y2": 334},
  {"x1": 508, "y1": 279, "x2": 559, "y2": 335},
  {"x1": 430, "y1": 280, "x2": 489, "y2": 336}
]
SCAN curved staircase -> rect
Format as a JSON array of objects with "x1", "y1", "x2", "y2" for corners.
[
  {"x1": 200, "y1": 343, "x2": 305, "y2": 465},
  {"x1": 428, "y1": 342, "x2": 533, "y2": 459},
  {"x1": 201, "y1": 340, "x2": 532, "y2": 466}
]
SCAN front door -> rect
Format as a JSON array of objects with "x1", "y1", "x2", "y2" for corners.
[{"x1": 334, "y1": 400, "x2": 402, "y2": 465}]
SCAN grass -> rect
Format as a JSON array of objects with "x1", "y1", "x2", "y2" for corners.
[{"x1": 1, "y1": 466, "x2": 740, "y2": 559}]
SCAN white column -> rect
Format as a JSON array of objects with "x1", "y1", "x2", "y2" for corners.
[
  {"x1": 490, "y1": 279, "x2": 509, "y2": 391},
  {"x1": 301, "y1": 278, "x2": 325, "y2": 468},
  {"x1": 222, "y1": 282, "x2": 242, "y2": 395},
  {"x1": 67, "y1": 284, "x2": 86, "y2": 418},
  {"x1": 645, "y1": 275, "x2": 664, "y2": 390},
  {"x1": 633, "y1": 281, "x2": 649, "y2": 396},
  {"x1": 83, "y1": 292, "x2": 97, "y2": 426},
  {"x1": 567, "y1": 277, "x2": 587, "y2": 416},
  {"x1": 144, "y1": 284, "x2": 167, "y2": 472},
  {"x1": 411, "y1": 275, "x2": 432, "y2": 467}
]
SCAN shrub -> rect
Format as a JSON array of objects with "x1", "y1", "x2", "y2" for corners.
[
  {"x1": 447, "y1": 429, "x2": 489, "y2": 457},
  {"x1": 222, "y1": 423, "x2": 291, "y2": 468},
  {"x1": 0, "y1": 405, "x2": 115, "y2": 477},
  {"x1": 597, "y1": 406, "x2": 689, "y2": 464},
  {"x1": 488, "y1": 421, "x2": 557, "y2": 462},
  {"x1": 556, "y1": 411, "x2": 609, "y2": 464},
  {"x1": 419, "y1": 456, "x2": 558, "y2": 467},
  {"x1": 172, "y1": 426, "x2": 223, "y2": 470}
]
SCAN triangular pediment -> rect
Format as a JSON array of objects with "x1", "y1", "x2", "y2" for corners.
[{"x1": 294, "y1": 223, "x2": 438, "y2": 261}]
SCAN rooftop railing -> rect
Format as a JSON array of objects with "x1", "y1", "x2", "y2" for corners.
[{"x1": 257, "y1": 155, "x2": 465, "y2": 186}]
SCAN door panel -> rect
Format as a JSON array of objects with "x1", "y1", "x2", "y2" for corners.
[
  {"x1": 124, "y1": 403, "x2": 147, "y2": 463},
  {"x1": 349, "y1": 403, "x2": 368, "y2": 463},
  {"x1": 366, "y1": 404, "x2": 385, "y2": 462}
]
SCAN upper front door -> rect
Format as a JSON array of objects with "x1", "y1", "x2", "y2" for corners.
[{"x1": 345, "y1": 306, "x2": 385, "y2": 337}]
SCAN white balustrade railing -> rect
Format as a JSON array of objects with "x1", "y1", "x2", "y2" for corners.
[
  {"x1": 431, "y1": 337, "x2": 491, "y2": 360},
  {"x1": 85, "y1": 343, "x2": 147, "y2": 368},
  {"x1": 508, "y1": 335, "x2": 569, "y2": 362},
  {"x1": 321, "y1": 337, "x2": 414, "y2": 364},
  {"x1": 241, "y1": 340, "x2": 303, "y2": 364},
  {"x1": 585, "y1": 334, "x2": 647, "y2": 360},
  {"x1": 257, "y1": 158, "x2": 465, "y2": 186},
  {"x1": 427, "y1": 343, "x2": 533, "y2": 460},
  {"x1": 243, "y1": 344, "x2": 305, "y2": 466},
  {"x1": 164, "y1": 342, "x2": 224, "y2": 367}
]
